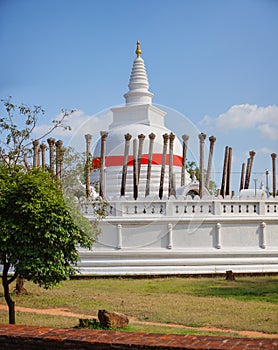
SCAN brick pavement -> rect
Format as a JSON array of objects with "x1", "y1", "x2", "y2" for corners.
[{"x1": 0, "y1": 324, "x2": 277, "y2": 349}]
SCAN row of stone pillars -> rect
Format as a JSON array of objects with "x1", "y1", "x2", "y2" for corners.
[
  {"x1": 32, "y1": 138, "x2": 64, "y2": 181},
  {"x1": 118, "y1": 132, "x2": 178, "y2": 200},
  {"x1": 92, "y1": 131, "x2": 217, "y2": 200},
  {"x1": 35, "y1": 134, "x2": 277, "y2": 200},
  {"x1": 221, "y1": 148, "x2": 277, "y2": 198}
]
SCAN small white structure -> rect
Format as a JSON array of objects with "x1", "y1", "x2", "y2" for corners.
[{"x1": 78, "y1": 42, "x2": 278, "y2": 275}]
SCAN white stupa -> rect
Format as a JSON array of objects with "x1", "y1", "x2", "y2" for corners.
[
  {"x1": 93, "y1": 41, "x2": 191, "y2": 199},
  {"x1": 79, "y1": 41, "x2": 278, "y2": 276}
]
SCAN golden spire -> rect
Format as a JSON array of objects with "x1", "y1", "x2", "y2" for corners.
[{"x1": 136, "y1": 40, "x2": 141, "y2": 58}]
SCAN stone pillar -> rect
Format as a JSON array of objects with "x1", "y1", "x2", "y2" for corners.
[
  {"x1": 271, "y1": 153, "x2": 277, "y2": 198},
  {"x1": 37, "y1": 147, "x2": 41, "y2": 167},
  {"x1": 159, "y1": 133, "x2": 169, "y2": 199},
  {"x1": 239, "y1": 163, "x2": 245, "y2": 192},
  {"x1": 40, "y1": 143, "x2": 47, "y2": 170},
  {"x1": 133, "y1": 139, "x2": 138, "y2": 200},
  {"x1": 47, "y1": 138, "x2": 55, "y2": 180},
  {"x1": 244, "y1": 158, "x2": 251, "y2": 189},
  {"x1": 260, "y1": 222, "x2": 266, "y2": 249},
  {"x1": 85, "y1": 134, "x2": 93, "y2": 198},
  {"x1": 121, "y1": 133, "x2": 132, "y2": 197},
  {"x1": 244, "y1": 150, "x2": 256, "y2": 189},
  {"x1": 55, "y1": 140, "x2": 63, "y2": 181},
  {"x1": 99, "y1": 131, "x2": 108, "y2": 199},
  {"x1": 198, "y1": 133, "x2": 206, "y2": 198},
  {"x1": 32, "y1": 140, "x2": 39, "y2": 168},
  {"x1": 137, "y1": 134, "x2": 145, "y2": 182},
  {"x1": 168, "y1": 132, "x2": 176, "y2": 197},
  {"x1": 225, "y1": 147, "x2": 232, "y2": 196},
  {"x1": 206, "y1": 136, "x2": 216, "y2": 189},
  {"x1": 116, "y1": 224, "x2": 122, "y2": 250},
  {"x1": 265, "y1": 169, "x2": 270, "y2": 197},
  {"x1": 145, "y1": 133, "x2": 156, "y2": 197},
  {"x1": 220, "y1": 146, "x2": 229, "y2": 198},
  {"x1": 215, "y1": 222, "x2": 221, "y2": 249},
  {"x1": 181, "y1": 134, "x2": 189, "y2": 186},
  {"x1": 167, "y1": 223, "x2": 173, "y2": 249}
]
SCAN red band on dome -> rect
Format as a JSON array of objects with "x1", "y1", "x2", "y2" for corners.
[{"x1": 91, "y1": 154, "x2": 182, "y2": 169}]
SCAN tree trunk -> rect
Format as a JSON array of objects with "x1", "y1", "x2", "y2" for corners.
[
  {"x1": 15, "y1": 275, "x2": 27, "y2": 294},
  {"x1": 2, "y1": 261, "x2": 16, "y2": 324}
]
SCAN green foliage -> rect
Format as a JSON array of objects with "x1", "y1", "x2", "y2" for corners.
[
  {"x1": 186, "y1": 160, "x2": 218, "y2": 195},
  {"x1": 0, "y1": 166, "x2": 93, "y2": 288},
  {"x1": 65, "y1": 195, "x2": 98, "y2": 240},
  {"x1": 60, "y1": 147, "x2": 107, "y2": 237},
  {"x1": 60, "y1": 147, "x2": 87, "y2": 199},
  {"x1": 0, "y1": 98, "x2": 102, "y2": 289},
  {"x1": 76, "y1": 318, "x2": 111, "y2": 330},
  {"x1": 0, "y1": 98, "x2": 102, "y2": 324},
  {"x1": 61, "y1": 146, "x2": 107, "y2": 230},
  {"x1": 186, "y1": 160, "x2": 200, "y2": 180}
]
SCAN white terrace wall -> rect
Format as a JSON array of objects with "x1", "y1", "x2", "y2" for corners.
[{"x1": 77, "y1": 196, "x2": 278, "y2": 275}]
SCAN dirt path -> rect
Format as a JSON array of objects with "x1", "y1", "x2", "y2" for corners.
[{"x1": 0, "y1": 304, "x2": 277, "y2": 339}]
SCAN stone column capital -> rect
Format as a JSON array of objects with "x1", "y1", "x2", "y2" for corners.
[
  {"x1": 47, "y1": 138, "x2": 55, "y2": 147},
  {"x1": 169, "y1": 132, "x2": 175, "y2": 143},
  {"x1": 163, "y1": 133, "x2": 169, "y2": 143},
  {"x1": 149, "y1": 132, "x2": 156, "y2": 140},
  {"x1": 249, "y1": 150, "x2": 256, "y2": 158},
  {"x1": 138, "y1": 133, "x2": 145, "y2": 141},
  {"x1": 55, "y1": 140, "x2": 63, "y2": 148},
  {"x1": 124, "y1": 133, "x2": 132, "y2": 141},
  {"x1": 271, "y1": 153, "x2": 277, "y2": 160},
  {"x1": 40, "y1": 143, "x2": 47, "y2": 150},
  {"x1": 198, "y1": 133, "x2": 206, "y2": 143},
  {"x1": 182, "y1": 134, "x2": 189, "y2": 142},
  {"x1": 209, "y1": 135, "x2": 216, "y2": 143},
  {"x1": 32, "y1": 140, "x2": 39, "y2": 147},
  {"x1": 85, "y1": 133, "x2": 92, "y2": 142},
  {"x1": 100, "y1": 131, "x2": 108, "y2": 140}
]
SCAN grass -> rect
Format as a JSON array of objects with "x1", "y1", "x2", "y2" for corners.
[{"x1": 0, "y1": 276, "x2": 277, "y2": 336}]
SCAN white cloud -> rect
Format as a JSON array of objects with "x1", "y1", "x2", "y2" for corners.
[
  {"x1": 199, "y1": 115, "x2": 213, "y2": 127},
  {"x1": 199, "y1": 104, "x2": 278, "y2": 140},
  {"x1": 257, "y1": 124, "x2": 278, "y2": 140},
  {"x1": 257, "y1": 147, "x2": 273, "y2": 155}
]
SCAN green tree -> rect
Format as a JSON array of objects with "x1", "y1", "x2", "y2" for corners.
[
  {"x1": 186, "y1": 160, "x2": 200, "y2": 180},
  {"x1": 0, "y1": 98, "x2": 97, "y2": 324},
  {"x1": 186, "y1": 160, "x2": 218, "y2": 195},
  {"x1": 0, "y1": 166, "x2": 93, "y2": 324},
  {"x1": 60, "y1": 147, "x2": 107, "y2": 235}
]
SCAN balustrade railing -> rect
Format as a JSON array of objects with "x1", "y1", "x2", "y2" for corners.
[{"x1": 78, "y1": 196, "x2": 278, "y2": 218}]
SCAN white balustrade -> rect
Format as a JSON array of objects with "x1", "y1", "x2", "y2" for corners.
[{"x1": 79, "y1": 197, "x2": 278, "y2": 219}]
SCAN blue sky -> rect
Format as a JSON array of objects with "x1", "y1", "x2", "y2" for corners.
[{"x1": 1, "y1": 0, "x2": 278, "y2": 192}]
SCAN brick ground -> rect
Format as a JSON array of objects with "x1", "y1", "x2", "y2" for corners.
[{"x1": 0, "y1": 324, "x2": 277, "y2": 349}]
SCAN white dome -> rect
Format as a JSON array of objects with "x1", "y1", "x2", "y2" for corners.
[{"x1": 94, "y1": 124, "x2": 183, "y2": 160}]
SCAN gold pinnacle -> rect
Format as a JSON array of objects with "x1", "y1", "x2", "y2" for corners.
[{"x1": 136, "y1": 40, "x2": 141, "y2": 58}]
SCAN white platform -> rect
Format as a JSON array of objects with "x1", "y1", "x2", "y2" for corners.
[{"x1": 77, "y1": 196, "x2": 278, "y2": 275}]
